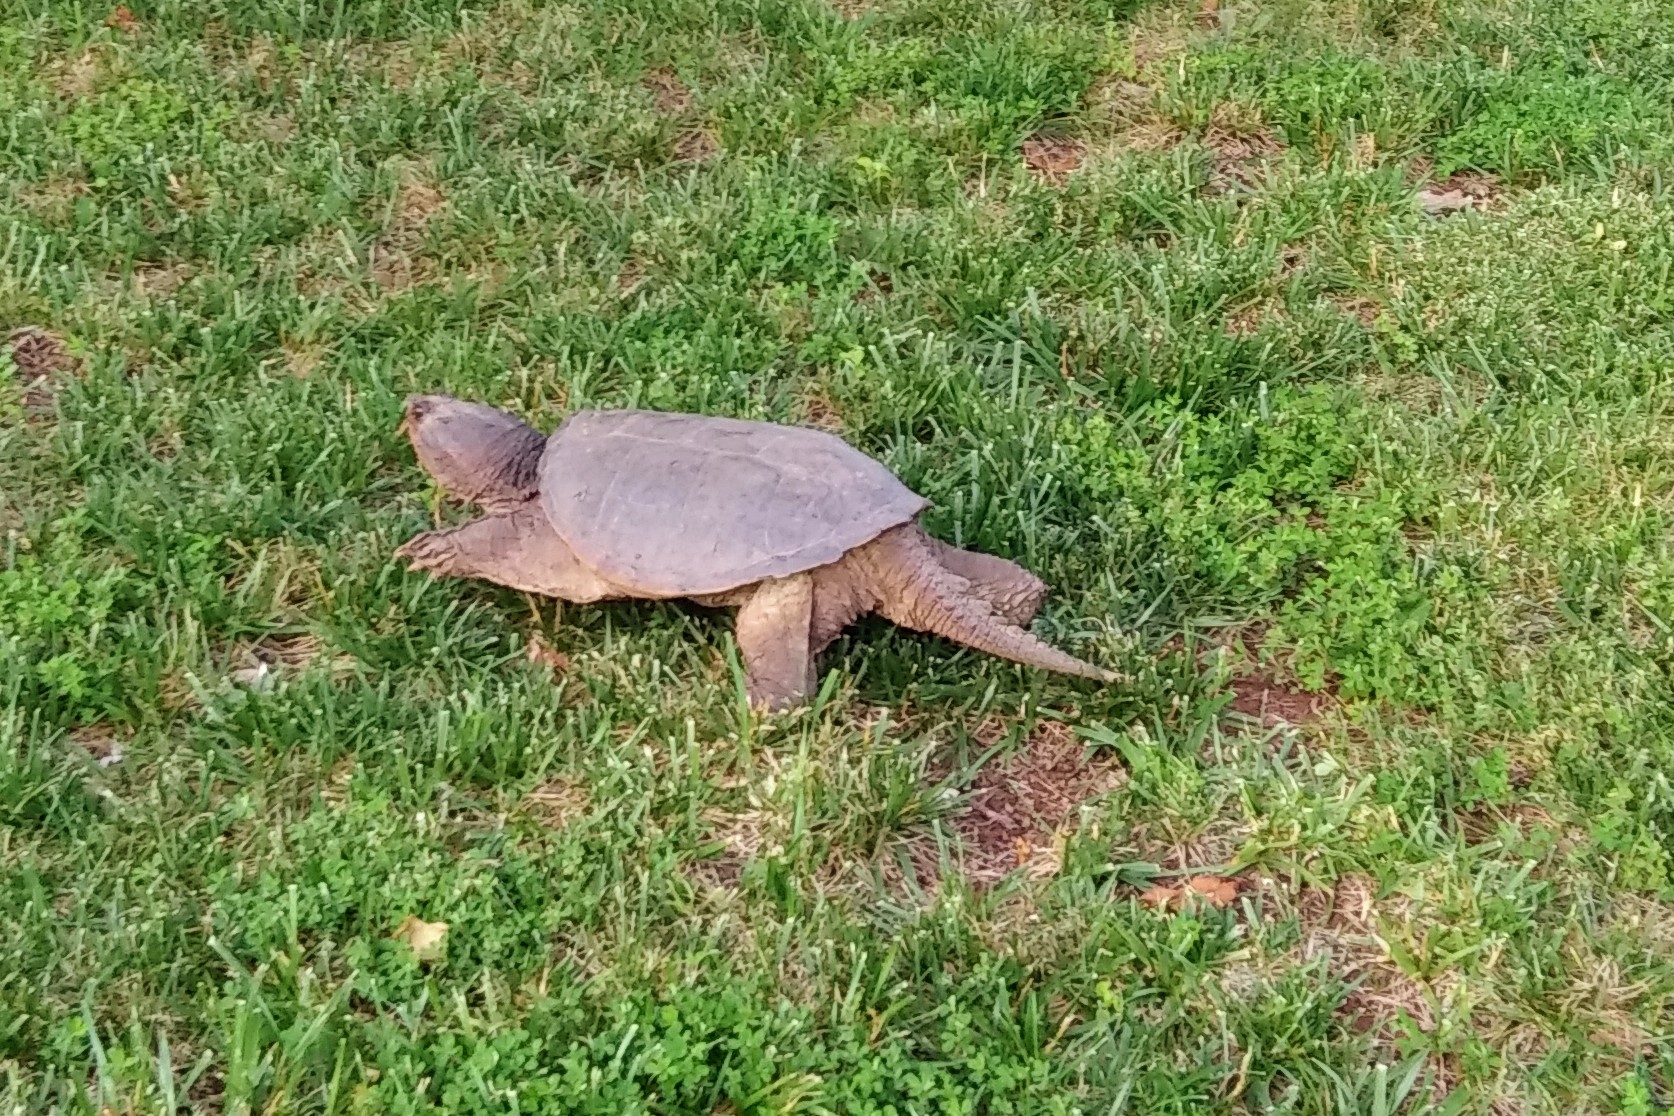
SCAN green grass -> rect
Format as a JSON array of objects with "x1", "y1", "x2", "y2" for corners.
[{"x1": 6, "y1": 0, "x2": 1674, "y2": 1111}]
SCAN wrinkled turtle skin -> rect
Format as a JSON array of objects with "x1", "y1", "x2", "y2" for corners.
[{"x1": 395, "y1": 394, "x2": 1113, "y2": 709}]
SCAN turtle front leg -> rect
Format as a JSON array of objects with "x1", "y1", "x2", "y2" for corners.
[
  {"x1": 397, "y1": 507, "x2": 617, "y2": 603},
  {"x1": 734, "y1": 574, "x2": 817, "y2": 711}
]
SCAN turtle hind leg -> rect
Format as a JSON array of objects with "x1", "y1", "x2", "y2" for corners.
[
  {"x1": 862, "y1": 526, "x2": 1114, "y2": 682},
  {"x1": 397, "y1": 508, "x2": 617, "y2": 603},
  {"x1": 925, "y1": 537, "x2": 1049, "y2": 627},
  {"x1": 734, "y1": 574, "x2": 818, "y2": 711}
]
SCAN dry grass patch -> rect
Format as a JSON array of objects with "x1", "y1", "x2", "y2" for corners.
[
  {"x1": 674, "y1": 128, "x2": 720, "y2": 163},
  {"x1": 6, "y1": 326, "x2": 78, "y2": 415},
  {"x1": 643, "y1": 67, "x2": 692, "y2": 115},
  {"x1": 691, "y1": 808, "x2": 771, "y2": 889},
  {"x1": 519, "y1": 777, "x2": 591, "y2": 829},
  {"x1": 1299, "y1": 873, "x2": 1443, "y2": 1041},
  {"x1": 1202, "y1": 105, "x2": 1285, "y2": 191}
]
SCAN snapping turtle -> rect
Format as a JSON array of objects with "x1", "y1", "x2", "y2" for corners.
[{"x1": 395, "y1": 395, "x2": 1112, "y2": 709}]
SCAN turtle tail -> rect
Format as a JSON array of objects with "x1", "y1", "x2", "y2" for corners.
[{"x1": 863, "y1": 526, "x2": 1116, "y2": 682}]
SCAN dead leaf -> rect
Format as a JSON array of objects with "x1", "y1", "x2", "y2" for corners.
[
  {"x1": 104, "y1": 6, "x2": 139, "y2": 31},
  {"x1": 393, "y1": 915, "x2": 449, "y2": 961},
  {"x1": 1186, "y1": 875, "x2": 1240, "y2": 907},
  {"x1": 1140, "y1": 875, "x2": 1240, "y2": 910},
  {"x1": 1139, "y1": 884, "x2": 1179, "y2": 909},
  {"x1": 1196, "y1": 0, "x2": 1221, "y2": 26},
  {"x1": 527, "y1": 635, "x2": 571, "y2": 673},
  {"x1": 1417, "y1": 188, "x2": 1478, "y2": 216}
]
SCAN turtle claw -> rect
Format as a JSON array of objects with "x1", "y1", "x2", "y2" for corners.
[{"x1": 396, "y1": 529, "x2": 457, "y2": 575}]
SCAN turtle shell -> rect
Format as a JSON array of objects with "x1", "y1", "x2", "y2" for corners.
[{"x1": 538, "y1": 410, "x2": 928, "y2": 596}]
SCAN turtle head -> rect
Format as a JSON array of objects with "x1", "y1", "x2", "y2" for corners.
[{"x1": 400, "y1": 394, "x2": 548, "y2": 510}]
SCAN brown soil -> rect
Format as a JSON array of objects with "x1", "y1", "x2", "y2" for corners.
[
  {"x1": 953, "y1": 721, "x2": 1124, "y2": 885},
  {"x1": 1022, "y1": 134, "x2": 1087, "y2": 182},
  {"x1": 1226, "y1": 668, "x2": 1329, "y2": 728}
]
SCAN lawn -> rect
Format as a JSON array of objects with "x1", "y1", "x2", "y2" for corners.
[{"x1": 6, "y1": 0, "x2": 1674, "y2": 1111}]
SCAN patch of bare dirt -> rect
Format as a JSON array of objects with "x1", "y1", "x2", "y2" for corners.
[
  {"x1": 69, "y1": 724, "x2": 127, "y2": 768},
  {"x1": 53, "y1": 48, "x2": 107, "y2": 98},
  {"x1": 1224, "y1": 297, "x2": 1287, "y2": 338},
  {"x1": 1416, "y1": 170, "x2": 1500, "y2": 216},
  {"x1": 1226, "y1": 665, "x2": 1332, "y2": 729},
  {"x1": 366, "y1": 166, "x2": 447, "y2": 293},
  {"x1": 396, "y1": 178, "x2": 445, "y2": 226},
  {"x1": 613, "y1": 256, "x2": 648, "y2": 298},
  {"x1": 254, "y1": 112, "x2": 295, "y2": 144},
  {"x1": 852, "y1": 268, "x2": 892, "y2": 304},
  {"x1": 953, "y1": 721, "x2": 1124, "y2": 885},
  {"x1": 279, "y1": 335, "x2": 327, "y2": 379},
  {"x1": 18, "y1": 176, "x2": 91, "y2": 224},
  {"x1": 1129, "y1": 813, "x2": 1251, "y2": 875},
  {"x1": 643, "y1": 67, "x2": 691, "y2": 115},
  {"x1": 1129, "y1": 15, "x2": 1190, "y2": 75},
  {"x1": 371, "y1": 241, "x2": 439, "y2": 293},
  {"x1": 227, "y1": 634, "x2": 356, "y2": 691},
  {"x1": 1085, "y1": 76, "x2": 1156, "y2": 123},
  {"x1": 1021, "y1": 134, "x2": 1086, "y2": 183},
  {"x1": 6, "y1": 327, "x2": 77, "y2": 414},
  {"x1": 673, "y1": 128, "x2": 719, "y2": 163},
  {"x1": 104, "y1": 6, "x2": 140, "y2": 32},
  {"x1": 132, "y1": 262, "x2": 191, "y2": 298},
  {"x1": 1214, "y1": 629, "x2": 1334, "y2": 730},
  {"x1": 1112, "y1": 116, "x2": 1184, "y2": 155},
  {"x1": 8, "y1": 326, "x2": 75, "y2": 379},
  {"x1": 519, "y1": 776, "x2": 589, "y2": 828}
]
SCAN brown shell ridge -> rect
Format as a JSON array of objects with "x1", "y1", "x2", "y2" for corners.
[{"x1": 537, "y1": 410, "x2": 928, "y2": 596}]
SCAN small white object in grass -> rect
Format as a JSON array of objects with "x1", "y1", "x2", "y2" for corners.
[
  {"x1": 96, "y1": 741, "x2": 125, "y2": 768},
  {"x1": 231, "y1": 660, "x2": 275, "y2": 691}
]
